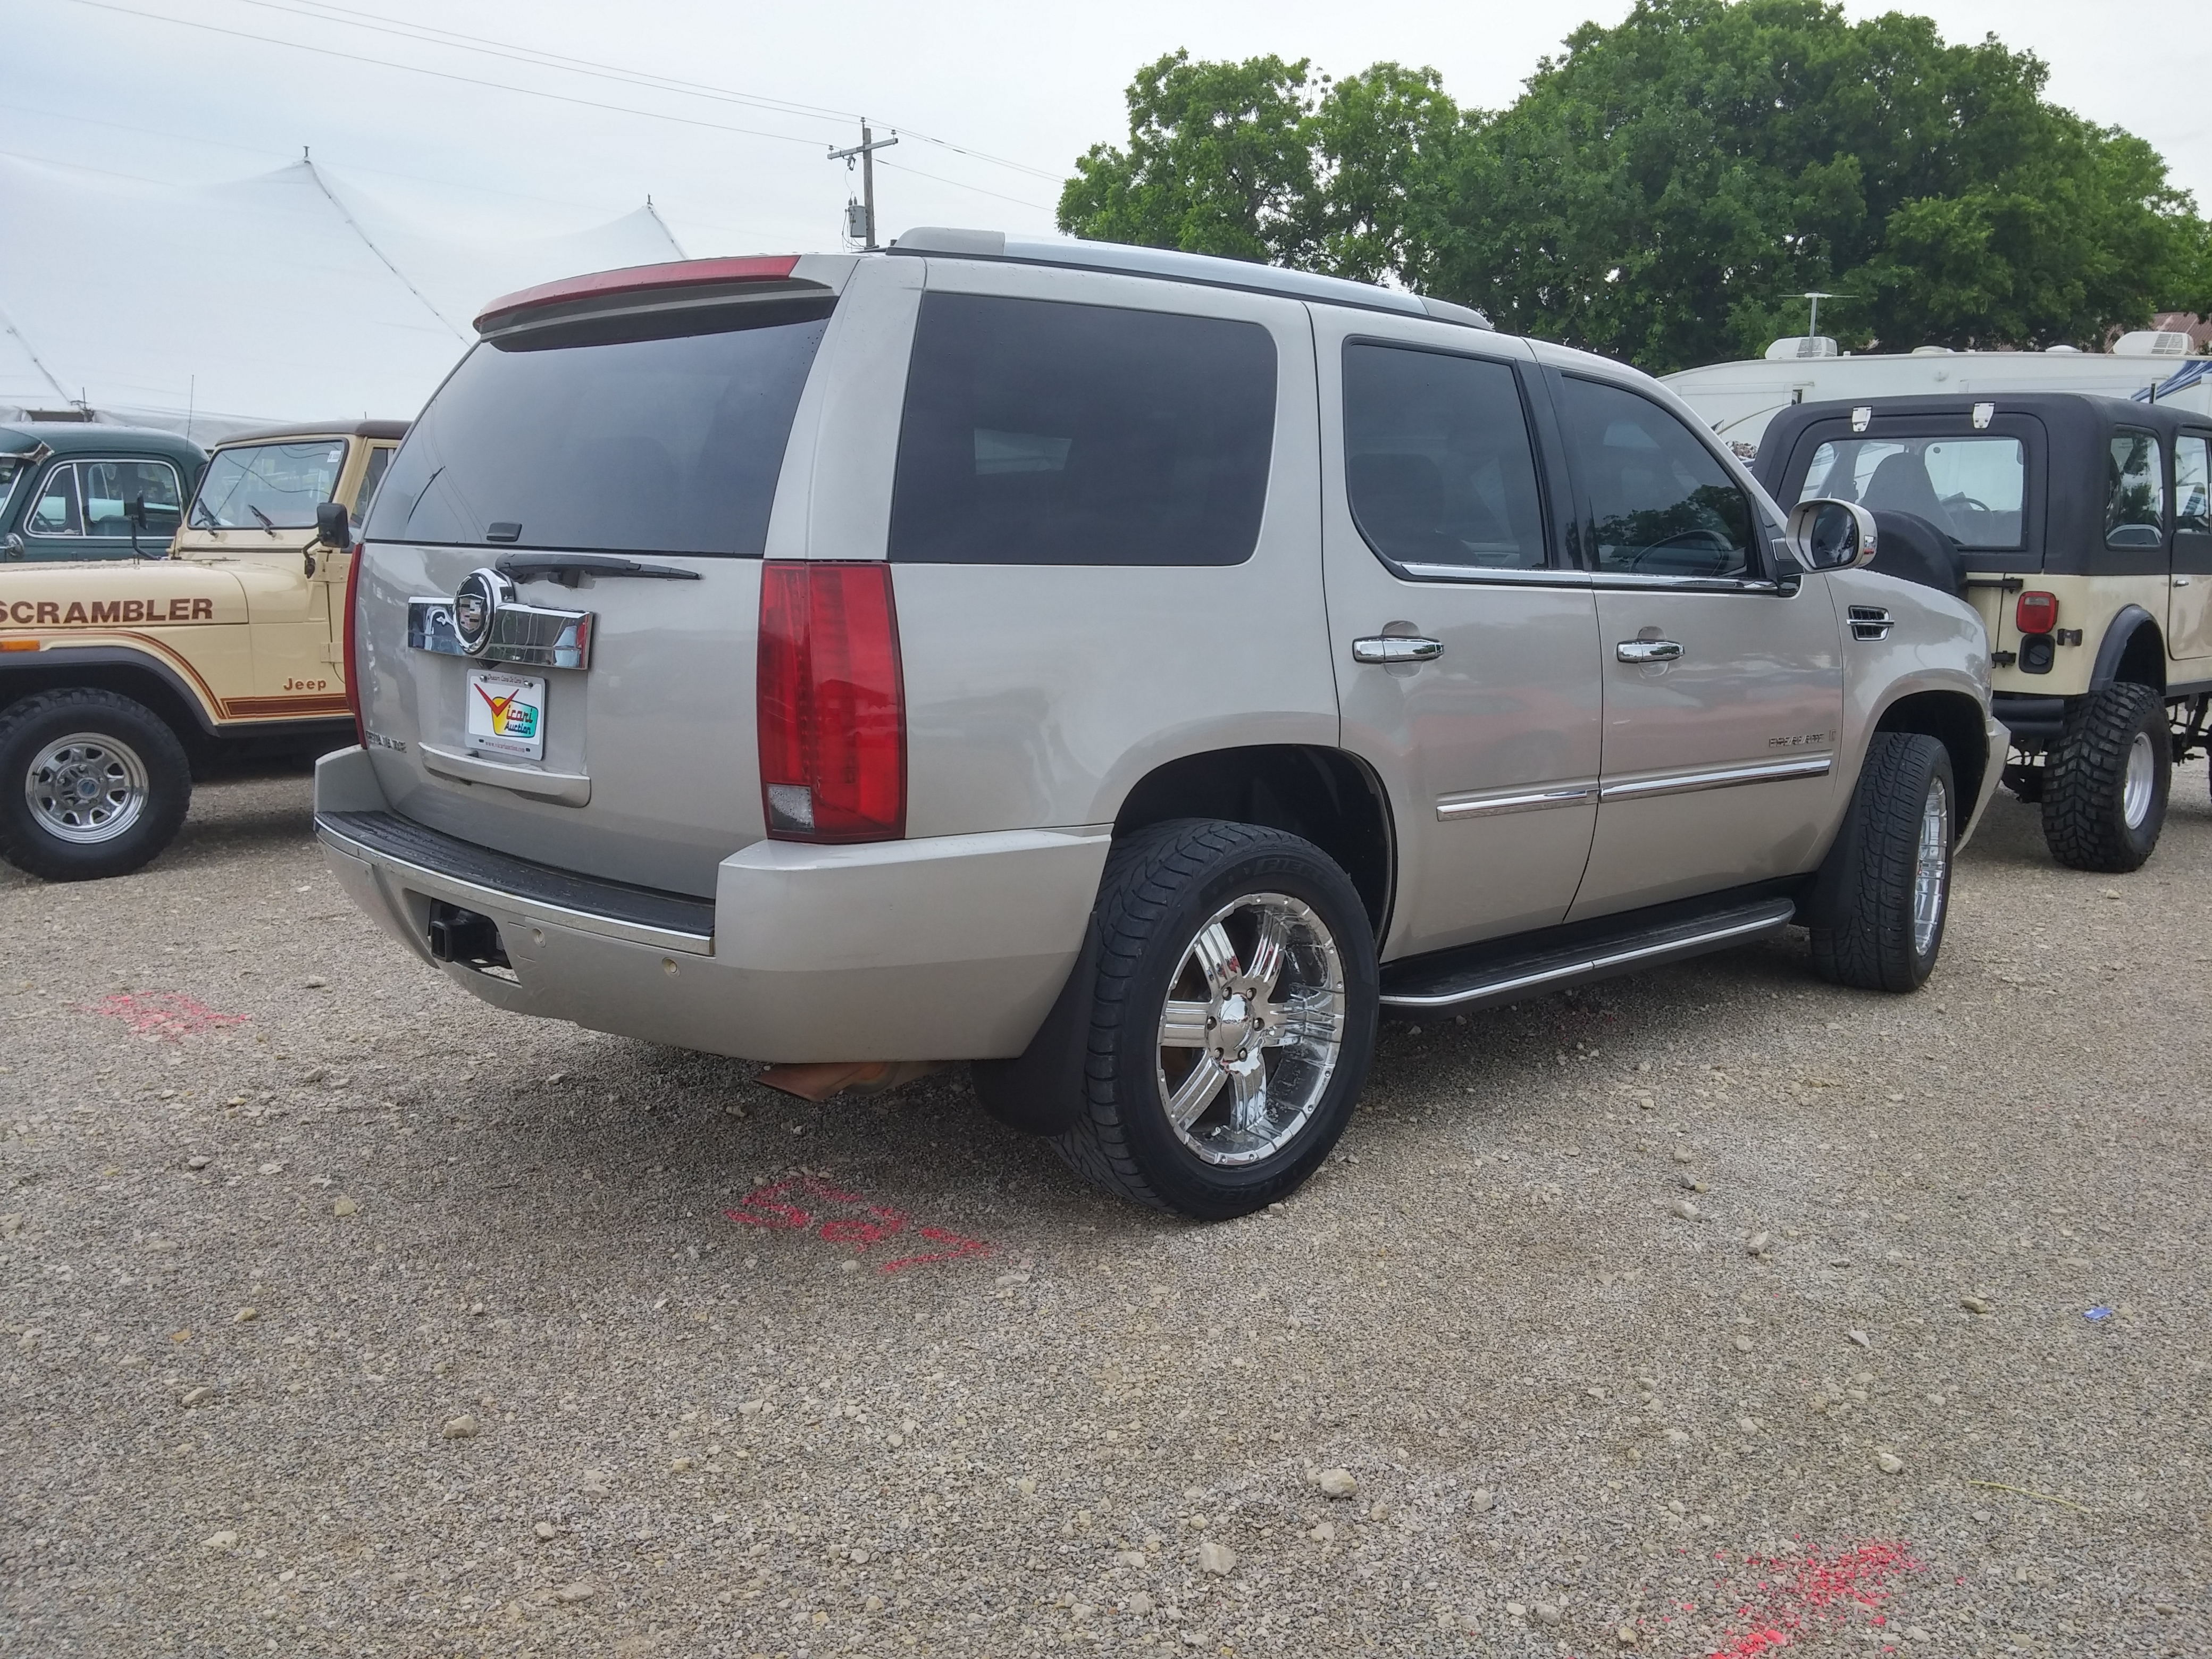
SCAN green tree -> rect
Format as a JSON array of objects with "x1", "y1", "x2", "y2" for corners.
[
  {"x1": 1057, "y1": 51, "x2": 1321, "y2": 265},
  {"x1": 1062, "y1": 3, "x2": 2211, "y2": 371}
]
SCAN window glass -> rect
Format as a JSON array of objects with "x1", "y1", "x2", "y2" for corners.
[
  {"x1": 2106, "y1": 430, "x2": 2165, "y2": 547},
  {"x1": 2173, "y1": 434, "x2": 2209, "y2": 537},
  {"x1": 356, "y1": 446, "x2": 394, "y2": 521},
  {"x1": 80, "y1": 460, "x2": 182, "y2": 538},
  {"x1": 1559, "y1": 376, "x2": 1753, "y2": 577},
  {"x1": 194, "y1": 440, "x2": 346, "y2": 530},
  {"x1": 889, "y1": 292, "x2": 1276, "y2": 566},
  {"x1": 28, "y1": 464, "x2": 80, "y2": 536},
  {"x1": 0, "y1": 454, "x2": 24, "y2": 525},
  {"x1": 368, "y1": 309, "x2": 827, "y2": 555},
  {"x1": 1799, "y1": 435, "x2": 2024, "y2": 549},
  {"x1": 1342, "y1": 343, "x2": 1546, "y2": 571}
]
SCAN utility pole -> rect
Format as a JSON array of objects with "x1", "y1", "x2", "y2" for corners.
[{"x1": 828, "y1": 120, "x2": 898, "y2": 251}]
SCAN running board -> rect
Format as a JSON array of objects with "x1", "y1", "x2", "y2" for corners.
[{"x1": 1378, "y1": 896, "x2": 1799, "y2": 1012}]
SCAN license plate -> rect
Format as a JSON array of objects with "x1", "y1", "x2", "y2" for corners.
[{"x1": 464, "y1": 669, "x2": 547, "y2": 761}]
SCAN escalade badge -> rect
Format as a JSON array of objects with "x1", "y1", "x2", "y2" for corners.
[{"x1": 407, "y1": 567, "x2": 595, "y2": 671}]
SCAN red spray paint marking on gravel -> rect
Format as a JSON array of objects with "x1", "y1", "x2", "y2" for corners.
[
  {"x1": 725, "y1": 1175, "x2": 992, "y2": 1273},
  {"x1": 81, "y1": 993, "x2": 250, "y2": 1041},
  {"x1": 1703, "y1": 1540, "x2": 1922, "y2": 1657}
]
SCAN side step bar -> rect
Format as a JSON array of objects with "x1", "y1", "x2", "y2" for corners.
[{"x1": 1379, "y1": 896, "x2": 1798, "y2": 1012}]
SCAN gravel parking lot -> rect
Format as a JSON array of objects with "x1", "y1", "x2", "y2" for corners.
[{"x1": 4, "y1": 765, "x2": 2209, "y2": 1658}]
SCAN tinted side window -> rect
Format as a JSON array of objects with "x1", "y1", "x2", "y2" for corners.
[
  {"x1": 1342, "y1": 343, "x2": 1547, "y2": 572},
  {"x1": 2178, "y1": 434, "x2": 2210, "y2": 537},
  {"x1": 1559, "y1": 376, "x2": 1754, "y2": 578},
  {"x1": 357, "y1": 446, "x2": 394, "y2": 520},
  {"x1": 2106, "y1": 430, "x2": 2165, "y2": 547},
  {"x1": 370, "y1": 309, "x2": 829, "y2": 556},
  {"x1": 889, "y1": 293, "x2": 1276, "y2": 566}
]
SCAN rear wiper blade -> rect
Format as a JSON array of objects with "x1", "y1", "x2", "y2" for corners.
[{"x1": 496, "y1": 552, "x2": 702, "y2": 587}]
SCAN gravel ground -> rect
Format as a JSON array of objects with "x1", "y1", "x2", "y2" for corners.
[{"x1": 4, "y1": 764, "x2": 2209, "y2": 1659}]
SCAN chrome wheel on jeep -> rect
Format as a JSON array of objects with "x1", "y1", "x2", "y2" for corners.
[
  {"x1": 2042, "y1": 682, "x2": 2169, "y2": 873},
  {"x1": 0, "y1": 689, "x2": 193, "y2": 882},
  {"x1": 27, "y1": 732, "x2": 150, "y2": 843},
  {"x1": 1155, "y1": 892, "x2": 1347, "y2": 1167},
  {"x1": 1050, "y1": 819, "x2": 1379, "y2": 1220}
]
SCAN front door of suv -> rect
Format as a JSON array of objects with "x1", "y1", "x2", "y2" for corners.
[
  {"x1": 1317, "y1": 315, "x2": 1602, "y2": 958},
  {"x1": 1551, "y1": 371, "x2": 1844, "y2": 918}
]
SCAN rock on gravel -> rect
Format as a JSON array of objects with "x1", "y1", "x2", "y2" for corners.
[
  {"x1": 1315, "y1": 1467, "x2": 1358, "y2": 1498},
  {"x1": 1196, "y1": 1539, "x2": 1237, "y2": 1575},
  {"x1": 440, "y1": 1415, "x2": 479, "y2": 1440}
]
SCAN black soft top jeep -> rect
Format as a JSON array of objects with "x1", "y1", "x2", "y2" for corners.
[{"x1": 1757, "y1": 392, "x2": 2212, "y2": 872}]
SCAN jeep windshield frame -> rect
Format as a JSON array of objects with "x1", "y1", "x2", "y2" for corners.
[
  {"x1": 366, "y1": 293, "x2": 833, "y2": 559},
  {"x1": 191, "y1": 439, "x2": 347, "y2": 531}
]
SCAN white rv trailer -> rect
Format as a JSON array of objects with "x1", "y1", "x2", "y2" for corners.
[{"x1": 1664, "y1": 329, "x2": 2211, "y2": 453}]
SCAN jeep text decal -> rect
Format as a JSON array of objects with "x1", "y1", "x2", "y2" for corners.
[{"x1": 4, "y1": 598, "x2": 217, "y2": 625}]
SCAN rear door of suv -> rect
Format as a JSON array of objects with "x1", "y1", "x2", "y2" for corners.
[{"x1": 351, "y1": 256, "x2": 869, "y2": 896}]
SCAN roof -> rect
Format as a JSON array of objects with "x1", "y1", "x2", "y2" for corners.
[
  {"x1": 214, "y1": 420, "x2": 412, "y2": 445},
  {"x1": 1772, "y1": 390, "x2": 2204, "y2": 438},
  {"x1": 890, "y1": 228, "x2": 1493, "y2": 330},
  {"x1": 0, "y1": 421, "x2": 207, "y2": 463}
]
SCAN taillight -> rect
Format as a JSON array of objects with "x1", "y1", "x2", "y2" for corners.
[
  {"x1": 757, "y1": 561, "x2": 905, "y2": 842},
  {"x1": 341, "y1": 539, "x2": 366, "y2": 745},
  {"x1": 2016, "y1": 591, "x2": 2058, "y2": 635}
]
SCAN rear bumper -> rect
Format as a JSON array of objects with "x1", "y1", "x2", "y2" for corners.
[{"x1": 313, "y1": 747, "x2": 1110, "y2": 1062}]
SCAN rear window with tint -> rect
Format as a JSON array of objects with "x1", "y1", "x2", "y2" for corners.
[
  {"x1": 367, "y1": 309, "x2": 828, "y2": 555},
  {"x1": 889, "y1": 293, "x2": 1276, "y2": 565}
]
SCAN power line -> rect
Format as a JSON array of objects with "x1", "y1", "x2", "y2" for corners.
[
  {"x1": 227, "y1": 0, "x2": 1062, "y2": 182},
  {"x1": 56, "y1": 0, "x2": 1064, "y2": 209}
]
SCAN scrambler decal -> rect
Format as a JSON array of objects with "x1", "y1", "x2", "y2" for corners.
[{"x1": 5, "y1": 598, "x2": 218, "y2": 625}]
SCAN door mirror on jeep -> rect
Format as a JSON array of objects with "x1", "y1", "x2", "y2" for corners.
[
  {"x1": 315, "y1": 501, "x2": 350, "y2": 548},
  {"x1": 1786, "y1": 498, "x2": 1877, "y2": 573}
]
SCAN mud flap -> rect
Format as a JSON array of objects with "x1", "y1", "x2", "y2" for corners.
[{"x1": 969, "y1": 919, "x2": 1099, "y2": 1137}]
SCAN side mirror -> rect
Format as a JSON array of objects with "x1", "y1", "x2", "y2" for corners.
[
  {"x1": 1786, "y1": 498, "x2": 1878, "y2": 572},
  {"x1": 315, "y1": 501, "x2": 350, "y2": 548},
  {"x1": 2, "y1": 532, "x2": 23, "y2": 560},
  {"x1": 129, "y1": 491, "x2": 149, "y2": 531}
]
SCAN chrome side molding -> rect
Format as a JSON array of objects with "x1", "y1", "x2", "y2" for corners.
[{"x1": 1599, "y1": 753, "x2": 1832, "y2": 801}]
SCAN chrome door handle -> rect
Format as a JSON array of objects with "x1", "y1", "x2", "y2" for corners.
[
  {"x1": 1616, "y1": 639, "x2": 1683, "y2": 663},
  {"x1": 1352, "y1": 635, "x2": 1443, "y2": 665}
]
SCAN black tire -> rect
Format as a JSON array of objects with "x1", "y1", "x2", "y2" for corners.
[
  {"x1": 1806, "y1": 732, "x2": 1954, "y2": 993},
  {"x1": 2040, "y1": 683, "x2": 2169, "y2": 873},
  {"x1": 0, "y1": 689, "x2": 192, "y2": 881},
  {"x1": 1052, "y1": 819, "x2": 1379, "y2": 1220}
]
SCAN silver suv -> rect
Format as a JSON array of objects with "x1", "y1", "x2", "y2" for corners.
[{"x1": 317, "y1": 230, "x2": 2001, "y2": 1219}]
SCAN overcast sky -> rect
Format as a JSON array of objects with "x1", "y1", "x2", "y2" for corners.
[{"x1": 4, "y1": 0, "x2": 2206, "y2": 258}]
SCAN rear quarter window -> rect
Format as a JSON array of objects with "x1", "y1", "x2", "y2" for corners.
[
  {"x1": 888, "y1": 292, "x2": 1277, "y2": 566},
  {"x1": 367, "y1": 307, "x2": 829, "y2": 556}
]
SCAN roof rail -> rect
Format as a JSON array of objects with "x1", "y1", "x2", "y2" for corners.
[{"x1": 890, "y1": 228, "x2": 1492, "y2": 330}]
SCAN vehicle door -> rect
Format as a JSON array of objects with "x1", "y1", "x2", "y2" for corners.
[
  {"x1": 1550, "y1": 370, "x2": 1845, "y2": 919},
  {"x1": 15, "y1": 456, "x2": 186, "y2": 560},
  {"x1": 190, "y1": 437, "x2": 351, "y2": 709},
  {"x1": 2169, "y1": 429, "x2": 2212, "y2": 666},
  {"x1": 1315, "y1": 313, "x2": 1602, "y2": 957}
]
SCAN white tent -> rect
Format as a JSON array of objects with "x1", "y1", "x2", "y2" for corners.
[{"x1": 0, "y1": 154, "x2": 685, "y2": 441}]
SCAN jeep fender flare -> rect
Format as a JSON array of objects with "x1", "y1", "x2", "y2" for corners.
[
  {"x1": 2091, "y1": 606, "x2": 2163, "y2": 693},
  {"x1": 0, "y1": 643, "x2": 222, "y2": 738}
]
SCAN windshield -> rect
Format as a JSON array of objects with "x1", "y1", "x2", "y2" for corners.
[
  {"x1": 366, "y1": 307, "x2": 830, "y2": 556},
  {"x1": 1799, "y1": 435, "x2": 2025, "y2": 549},
  {"x1": 0, "y1": 455, "x2": 22, "y2": 524},
  {"x1": 191, "y1": 440, "x2": 346, "y2": 530}
]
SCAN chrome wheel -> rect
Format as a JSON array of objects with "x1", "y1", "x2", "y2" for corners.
[
  {"x1": 1911, "y1": 774, "x2": 1950, "y2": 957},
  {"x1": 1154, "y1": 892, "x2": 1346, "y2": 1167},
  {"x1": 2121, "y1": 731, "x2": 2156, "y2": 829},
  {"x1": 26, "y1": 732, "x2": 149, "y2": 844}
]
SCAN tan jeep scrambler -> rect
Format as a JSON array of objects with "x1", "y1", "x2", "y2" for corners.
[
  {"x1": 0, "y1": 421, "x2": 404, "y2": 879},
  {"x1": 1757, "y1": 394, "x2": 2212, "y2": 871}
]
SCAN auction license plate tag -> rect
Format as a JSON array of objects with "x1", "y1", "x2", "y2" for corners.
[{"x1": 464, "y1": 669, "x2": 547, "y2": 761}]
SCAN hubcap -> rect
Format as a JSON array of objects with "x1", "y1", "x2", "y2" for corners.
[
  {"x1": 2121, "y1": 731, "x2": 2155, "y2": 830},
  {"x1": 1912, "y1": 775, "x2": 1949, "y2": 957},
  {"x1": 26, "y1": 732, "x2": 149, "y2": 844},
  {"x1": 1154, "y1": 892, "x2": 1346, "y2": 1167}
]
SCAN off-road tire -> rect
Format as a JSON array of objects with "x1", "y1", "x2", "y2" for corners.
[
  {"x1": 1806, "y1": 732, "x2": 1954, "y2": 993},
  {"x1": 0, "y1": 689, "x2": 192, "y2": 881},
  {"x1": 2040, "y1": 683, "x2": 2169, "y2": 873},
  {"x1": 1052, "y1": 819, "x2": 1378, "y2": 1220}
]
